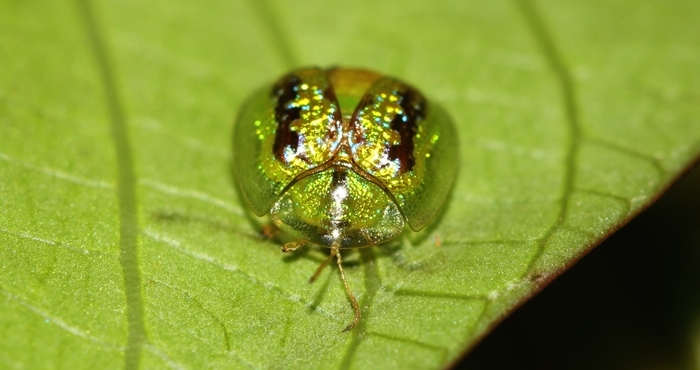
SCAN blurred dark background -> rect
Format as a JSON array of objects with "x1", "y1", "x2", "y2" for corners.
[{"x1": 459, "y1": 162, "x2": 700, "y2": 370}]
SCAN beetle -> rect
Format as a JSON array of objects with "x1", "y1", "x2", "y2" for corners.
[{"x1": 233, "y1": 67, "x2": 457, "y2": 331}]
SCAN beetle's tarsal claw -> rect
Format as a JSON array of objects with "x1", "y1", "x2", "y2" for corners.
[{"x1": 281, "y1": 241, "x2": 304, "y2": 253}]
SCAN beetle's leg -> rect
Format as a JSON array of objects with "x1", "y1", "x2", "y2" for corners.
[
  {"x1": 309, "y1": 247, "x2": 337, "y2": 283},
  {"x1": 334, "y1": 244, "x2": 361, "y2": 332},
  {"x1": 281, "y1": 240, "x2": 305, "y2": 253},
  {"x1": 262, "y1": 223, "x2": 279, "y2": 239},
  {"x1": 305, "y1": 244, "x2": 361, "y2": 331}
]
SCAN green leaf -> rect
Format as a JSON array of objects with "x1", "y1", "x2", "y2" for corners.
[
  {"x1": 462, "y1": 164, "x2": 700, "y2": 368},
  {"x1": 1, "y1": 0, "x2": 698, "y2": 369}
]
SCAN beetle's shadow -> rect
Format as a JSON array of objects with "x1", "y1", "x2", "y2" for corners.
[
  {"x1": 307, "y1": 267, "x2": 334, "y2": 313},
  {"x1": 150, "y1": 208, "x2": 261, "y2": 241}
]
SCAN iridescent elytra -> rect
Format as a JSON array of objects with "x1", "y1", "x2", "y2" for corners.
[{"x1": 233, "y1": 67, "x2": 458, "y2": 331}]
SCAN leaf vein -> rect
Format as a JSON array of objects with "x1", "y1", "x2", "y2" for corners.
[
  {"x1": 248, "y1": 0, "x2": 298, "y2": 68},
  {"x1": 143, "y1": 344, "x2": 187, "y2": 370},
  {"x1": 515, "y1": 0, "x2": 583, "y2": 275},
  {"x1": 141, "y1": 179, "x2": 243, "y2": 216},
  {"x1": 143, "y1": 230, "x2": 340, "y2": 321},
  {"x1": 0, "y1": 152, "x2": 113, "y2": 189},
  {"x1": 75, "y1": 1, "x2": 147, "y2": 368},
  {"x1": 367, "y1": 331, "x2": 448, "y2": 355},
  {"x1": 392, "y1": 289, "x2": 489, "y2": 301},
  {"x1": 1, "y1": 288, "x2": 123, "y2": 351},
  {"x1": 148, "y1": 278, "x2": 231, "y2": 352},
  {"x1": 575, "y1": 188, "x2": 633, "y2": 212},
  {"x1": 585, "y1": 137, "x2": 666, "y2": 177},
  {"x1": 0, "y1": 226, "x2": 109, "y2": 256}
]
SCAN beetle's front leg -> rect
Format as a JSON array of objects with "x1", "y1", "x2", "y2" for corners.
[{"x1": 281, "y1": 240, "x2": 305, "y2": 253}]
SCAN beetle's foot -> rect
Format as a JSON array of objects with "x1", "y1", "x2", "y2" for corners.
[{"x1": 281, "y1": 241, "x2": 304, "y2": 253}]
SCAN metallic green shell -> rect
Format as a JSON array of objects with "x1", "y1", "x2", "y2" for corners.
[
  {"x1": 348, "y1": 77, "x2": 458, "y2": 230},
  {"x1": 233, "y1": 68, "x2": 342, "y2": 216},
  {"x1": 233, "y1": 67, "x2": 457, "y2": 241},
  {"x1": 270, "y1": 167, "x2": 404, "y2": 248}
]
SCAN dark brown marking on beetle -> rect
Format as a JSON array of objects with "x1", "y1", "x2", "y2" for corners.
[
  {"x1": 323, "y1": 85, "x2": 342, "y2": 143},
  {"x1": 389, "y1": 86, "x2": 426, "y2": 173},
  {"x1": 271, "y1": 73, "x2": 302, "y2": 163},
  {"x1": 330, "y1": 167, "x2": 348, "y2": 188},
  {"x1": 350, "y1": 92, "x2": 375, "y2": 145}
]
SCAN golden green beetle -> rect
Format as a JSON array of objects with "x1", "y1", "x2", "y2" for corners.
[{"x1": 233, "y1": 67, "x2": 457, "y2": 331}]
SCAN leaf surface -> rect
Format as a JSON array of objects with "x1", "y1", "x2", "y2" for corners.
[{"x1": 0, "y1": 0, "x2": 699, "y2": 369}]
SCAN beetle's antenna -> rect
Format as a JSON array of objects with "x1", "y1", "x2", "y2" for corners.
[{"x1": 333, "y1": 243, "x2": 360, "y2": 332}]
